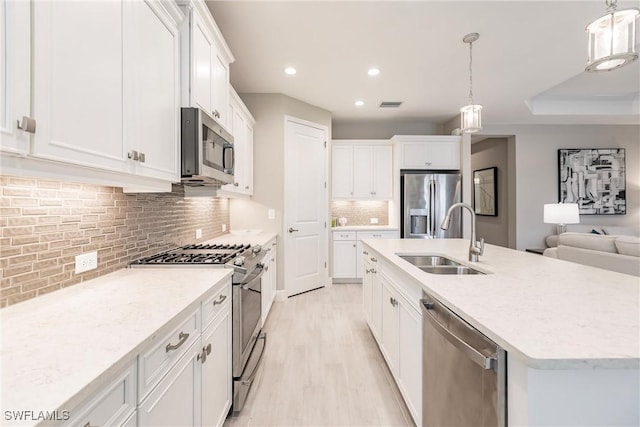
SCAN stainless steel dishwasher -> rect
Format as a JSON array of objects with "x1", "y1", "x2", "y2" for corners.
[{"x1": 421, "y1": 291, "x2": 506, "y2": 427}]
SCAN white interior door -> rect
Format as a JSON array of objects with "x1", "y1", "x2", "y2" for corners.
[{"x1": 285, "y1": 117, "x2": 328, "y2": 297}]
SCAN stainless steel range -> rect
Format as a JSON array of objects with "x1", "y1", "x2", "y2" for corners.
[{"x1": 131, "y1": 242, "x2": 267, "y2": 413}]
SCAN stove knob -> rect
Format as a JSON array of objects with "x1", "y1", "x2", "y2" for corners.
[
  {"x1": 233, "y1": 256, "x2": 245, "y2": 266},
  {"x1": 252, "y1": 245, "x2": 262, "y2": 254}
]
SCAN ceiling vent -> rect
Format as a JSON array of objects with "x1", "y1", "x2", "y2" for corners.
[{"x1": 379, "y1": 101, "x2": 403, "y2": 108}]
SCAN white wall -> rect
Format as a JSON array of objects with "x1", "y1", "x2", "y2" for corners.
[
  {"x1": 471, "y1": 138, "x2": 512, "y2": 248},
  {"x1": 232, "y1": 93, "x2": 332, "y2": 291},
  {"x1": 332, "y1": 119, "x2": 443, "y2": 139},
  {"x1": 481, "y1": 124, "x2": 640, "y2": 250}
]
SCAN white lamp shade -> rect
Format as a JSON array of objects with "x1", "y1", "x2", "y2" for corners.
[
  {"x1": 586, "y1": 7, "x2": 640, "y2": 72},
  {"x1": 544, "y1": 203, "x2": 580, "y2": 224},
  {"x1": 460, "y1": 104, "x2": 482, "y2": 133}
]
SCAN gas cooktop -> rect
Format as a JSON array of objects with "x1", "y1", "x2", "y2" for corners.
[{"x1": 131, "y1": 243, "x2": 251, "y2": 266}]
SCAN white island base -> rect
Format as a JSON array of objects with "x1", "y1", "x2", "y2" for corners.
[{"x1": 360, "y1": 238, "x2": 639, "y2": 427}]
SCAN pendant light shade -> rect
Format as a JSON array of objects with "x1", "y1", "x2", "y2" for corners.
[
  {"x1": 586, "y1": 0, "x2": 640, "y2": 72},
  {"x1": 460, "y1": 33, "x2": 482, "y2": 133}
]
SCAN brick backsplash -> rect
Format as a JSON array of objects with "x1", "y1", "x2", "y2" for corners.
[
  {"x1": 0, "y1": 175, "x2": 229, "y2": 307},
  {"x1": 331, "y1": 200, "x2": 389, "y2": 226}
]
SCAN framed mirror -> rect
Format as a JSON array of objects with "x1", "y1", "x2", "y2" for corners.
[{"x1": 473, "y1": 167, "x2": 497, "y2": 216}]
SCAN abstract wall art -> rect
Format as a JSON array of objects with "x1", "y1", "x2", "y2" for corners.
[
  {"x1": 558, "y1": 148, "x2": 626, "y2": 215},
  {"x1": 473, "y1": 167, "x2": 497, "y2": 216}
]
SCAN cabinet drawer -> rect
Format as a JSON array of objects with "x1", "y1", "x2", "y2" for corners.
[
  {"x1": 202, "y1": 278, "x2": 231, "y2": 330},
  {"x1": 357, "y1": 230, "x2": 398, "y2": 240},
  {"x1": 333, "y1": 231, "x2": 356, "y2": 240},
  {"x1": 138, "y1": 308, "x2": 200, "y2": 402},
  {"x1": 65, "y1": 361, "x2": 136, "y2": 427}
]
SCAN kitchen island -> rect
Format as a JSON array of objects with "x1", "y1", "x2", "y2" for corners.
[{"x1": 362, "y1": 238, "x2": 639, "y2": 427}]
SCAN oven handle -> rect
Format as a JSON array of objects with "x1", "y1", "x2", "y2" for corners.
[
  {"x1": 240, "y1": 263, "x2": 265, "y2": 290},
  {"x1": 240, "y1": 332, "x2": 267, "y2": 385}
]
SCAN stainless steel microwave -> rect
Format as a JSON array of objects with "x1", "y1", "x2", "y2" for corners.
[{"x1": 181, "y1": 107, "x2": 234, "y2": 186}]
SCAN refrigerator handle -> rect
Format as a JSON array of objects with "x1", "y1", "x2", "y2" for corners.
[{"x1": 430, "y1": 179, "x2": 436, "y2": 237}]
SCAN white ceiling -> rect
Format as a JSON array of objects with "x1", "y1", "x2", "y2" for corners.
[{"x1": 206, "y1": 0, "x2": 640, "y2": 126}]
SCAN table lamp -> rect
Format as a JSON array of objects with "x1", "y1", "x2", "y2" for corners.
[{"x1": 544, "y1": 203, "x2": 580, "y2": 234}]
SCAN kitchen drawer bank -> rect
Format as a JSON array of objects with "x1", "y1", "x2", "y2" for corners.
[
  {"x1": 0, "y1": 267, "x2": 233, "y2": 427},
  {"x1": 362, "y1": 238, "x2": 640, "y2": 427}
]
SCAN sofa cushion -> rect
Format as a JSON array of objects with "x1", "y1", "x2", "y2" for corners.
[
  {"x1": 615, "y1": 236, "x2": 640, "y2": 257},
  {"x1": 557, "y1": 232, "x2": 618, "y2": 253},
  {"x1": 557, "y1": 246, "x2": 640, "y2": 277},
  {"x1": 601, "y1": 226, "x2": 640, "y2": 237}
]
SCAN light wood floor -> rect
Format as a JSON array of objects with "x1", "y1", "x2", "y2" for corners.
[{"x1": 224, "y1": 283, "x2": 414, "y2": 427}]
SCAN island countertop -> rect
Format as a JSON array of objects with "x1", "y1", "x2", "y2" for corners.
[
  {"x1": 363, "y1": 238, "x2": 640, "y2": 370},
  {"x1": 0, "y1": 267, "x2": 233, "y2": 425}
]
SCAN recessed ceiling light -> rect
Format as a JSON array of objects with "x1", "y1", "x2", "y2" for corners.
[
  {"x1": 355, "y1": 100, "x2": 365, "y2": 107},
  {"x1": 367, "y1": 68, "x2": 380, "y2": 76},
  {"x1": 284, "y1": 66, "x2": 297, "y2": 75}
]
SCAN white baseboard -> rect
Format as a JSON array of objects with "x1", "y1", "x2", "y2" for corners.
[{"x1": 275, "y1": 290, "x2": 288, "y2": 301}]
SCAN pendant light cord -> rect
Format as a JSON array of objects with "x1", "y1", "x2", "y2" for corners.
[
  {"x1": 605, "y1": 0, "x2": 617, "y2": 12},
  {"x1": 468, "y1": 41, "x2": 474, "y2": 105}
]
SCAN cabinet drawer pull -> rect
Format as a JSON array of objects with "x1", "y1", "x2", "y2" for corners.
[
  {"x1": 17, "y1": 116, "x2": 36, "y2": 133},
  {"x1": 213, "y1": 294, "x2": 227, "y2": 306},
  {"x1": 165, "y1": 332, "x2": 189, "y2": 353},
  {"x1": 370, "y1": 257, "x2": 377, "y2": 262},
  {"x1": 363, "y1": 250, "x2": 369, "y2": 255},
  {"x1": 372, "y1": 234, "x2": 381, "y2": 237}
]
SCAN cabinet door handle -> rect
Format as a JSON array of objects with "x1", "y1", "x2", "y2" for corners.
[
  {"x1": 265, "y1": 265, "x2": 269, "y2": 271},
  {"x1": 128, "y1": 150, "x2": 139, "y2": 161},
  {"x1": 245, "y1": 185, "x2": 249, "y2": 190},
  {"x1": 205, "y1": 343, "x2": 212, "y2": 356},
  {"x1": 288, "y1": 227, "x2": 299, "y2": 233},
  {"x1": 371, "y1": 268, "x2": 376, "y2": 274},
  {"x1": 197, "y1": 349, "x2": 207, "y2": 364},
  {"x1": 370, "y1": 257, "x2": 377, "y2": 262},
  {"x1": 17, "y1": 116, "x2": 36, "y2": 133},
  {"x1": 234, "y1": 182, "x2": 239, "y2": 187},
  {"x1": 363, "y1": 250, "x2": 369, "y2": 255},
  {"x1": 138, "y1": 152, "x2": 145, "y2": 163},
  {"x1": 213, "y1": 294, "x2": 227, "y2": 306},
  {"x1": 166, "y1": 332, "x2": 189, "y2": 353},
  {"x1": 372, "y1": 234, "x2": 381, "y2": 237}
]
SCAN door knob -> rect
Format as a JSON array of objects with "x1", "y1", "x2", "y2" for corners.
[{"x1": 288, "y1": 227, "x2": 299, "y2": 233}]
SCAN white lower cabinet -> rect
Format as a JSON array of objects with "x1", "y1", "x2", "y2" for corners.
[
  {"x1": 201, "y1": 305, "x2": 232, "y2": 427},
  {"x1": 66, "y1": 277, "x2": 233, "y2": 427},
  {"x1": 64, "y1": 361, "x2": 136, "y2": 427},
  {"x1": 332, "y1": 230, "x2": 398, "y2": 280},
  {"x1": 364, "y1": 246, "x2": 422, "y2": 426},
  {"x1": 261, "y1": 239, "x2": 278, "y2": 324},
  {"x1": 138, "y1": 341, "x2": 202, "y2": 426}
]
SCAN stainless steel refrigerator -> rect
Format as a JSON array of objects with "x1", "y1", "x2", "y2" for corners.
[{"x1": 401, "y1": 171, "x2": 462, "y2": 239}]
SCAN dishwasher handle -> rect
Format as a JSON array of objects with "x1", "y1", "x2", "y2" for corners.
[{"x1": 421, "y1": 299, "x2": 496, "y2": 370}]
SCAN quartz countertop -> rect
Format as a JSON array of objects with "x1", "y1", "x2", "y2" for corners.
[
  {"x1": 364, "y1": 238, "x2": 640, "y2": 370},
  {"x1": 0, "y1": 268, "x2": 233, "y2": 425}
]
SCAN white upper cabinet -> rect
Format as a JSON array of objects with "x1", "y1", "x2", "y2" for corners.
[
  {"x1": 31, "y1": 1, "x2": 128, "y2": 172},
  {"x1": 221, "y1": 86, "x2": 254, "y2": 197},
  {"x1": 331, "y1": 144, "x2": 355, "y2": 198},
  {"x1": 179, "y1": 0, "x2": 233, "y2": 129},
  {"x1": 124, "y1": 0, "x2": 181, "y2": 182},
  {"x1": 393, "y1": 135, "x2": 461, "y2": 170},
  {"x1": 0, "y1": 0, "x2": 31, "y2": 155},
  {"x1": 1, "y1": 1, "x2": 183, "y2": 192},
  {"x1": 332, "y1": 141, "x2": 392, "y2": 200}
]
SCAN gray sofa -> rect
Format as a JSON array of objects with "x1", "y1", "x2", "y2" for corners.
[{"x1": 543, "y1": 232, "x2": 640, "y2": 277}]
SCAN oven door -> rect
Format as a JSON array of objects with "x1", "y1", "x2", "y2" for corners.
[{"x1": 232, "y1": 264, "x2": 264, "y2": 378}]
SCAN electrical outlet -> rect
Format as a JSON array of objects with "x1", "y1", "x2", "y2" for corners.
[
  {"x1": 268, "y1": 209, "x2": 276, "y2": 220},
  {"x1": 370, "y1": 218, "x2": 379, "y2": 224},
  {"x1": 222, "y1": 224, "x2": 227, "y2": 232},
  {"x1": 195, "y1": 228, "x2": 203, "y2": 239},
  {"x1": 75, "y1": 252, "x2": 97, "y2": 274}
]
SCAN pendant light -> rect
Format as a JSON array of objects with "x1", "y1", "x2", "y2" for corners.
[
  {"x1": 460, "y1": 33, "x2": 482, "y2": 133},
  {"x1": 585, "y1": 0, "x2": 639, "y2": 72}
]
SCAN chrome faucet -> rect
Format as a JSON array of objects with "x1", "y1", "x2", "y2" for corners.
[{"x1": 440, "y1": 202, "x2": 485, "y2": 262}]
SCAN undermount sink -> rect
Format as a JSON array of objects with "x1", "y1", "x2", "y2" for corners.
[
  {"x1": 397, "y1": 254, "x2": 486, "y2": 275},
  {"x1": 419, "y1": 265, "x2": 485, "y2": 275}
]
